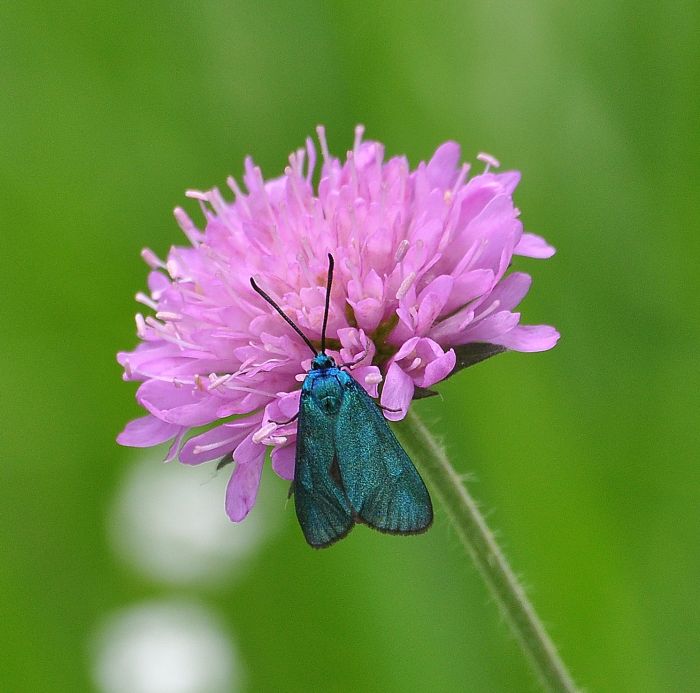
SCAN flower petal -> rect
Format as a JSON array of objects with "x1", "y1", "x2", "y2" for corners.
[
  {"x1": 515, "y1": 232, "x2": 556, "y2": 258},
  {"x1": 225, "y1": 451, "x2": 265, "y2": 522},
  {"x1": 136, "y1": 379, "x2": 221, "y2": 426},
  {"x1": 271, "y1": 444, "x2": 296, "y2": 481},
  {"x1": 418, "y1": 346, "x2": 456, "y2": 388},
  {"x1": 164, "y1": 428, "x2": 187, "y2": 462},
  {"x1": 416, "y1": 275, "x2": 454, "y2": 334},
  {"x1": 393, "y1": 336, "x2": 421, "y2": 362},
  {"x1": 494, "y1": 324, "x2": 560, "y2": 352},
  {"x1": 117, "y1": 415, "x2": 181, "y2": 447},
  {"x1": 380, "y1": 362, "x2": 414, "y2": 422},
  {"x1": 487, "y1": 272, "x2": 532, "y2": 312},
  {"x1": 179, "y1": 421, "x2": 254, "y2": 465},
  {"x1": 233, "y1": 431, "x2": 266, "y2": 466},
  {"x1": 457, "y1": 310, "x2": 520, "y2": 344},
  {"x1": 426, "y1": 141, "x2": 462, "y2": 189},
  {"x1": 351, "y1": 365, "x2": 382, "y2": 398}
]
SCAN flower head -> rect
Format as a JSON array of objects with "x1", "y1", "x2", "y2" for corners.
[{"x1": 118, "y1": 126, "x2": 559, "y2": 522}]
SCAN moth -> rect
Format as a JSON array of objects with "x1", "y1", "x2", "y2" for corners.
[{"x1": 251, "y1": 255, "x2": 432, "y2": 547}]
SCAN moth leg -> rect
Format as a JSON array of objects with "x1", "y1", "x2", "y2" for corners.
[
  {"x1": 272, "y1": 412, "x2": 299, "y2": 426},
  {"x1": 377, "y1": 403, "x2": 401, "y2": 414},
  {"x1": 216, "y1": 453, "x2": 234, "y2": 470}
]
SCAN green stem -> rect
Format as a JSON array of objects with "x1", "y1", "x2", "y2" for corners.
[{"x1": 395, "y1": 410, "x2": 579, "y2": 693}]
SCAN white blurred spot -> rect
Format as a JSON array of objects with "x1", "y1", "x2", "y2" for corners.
[
  {"x1": 110, "y1": 451, "x2": 278, "y2": 586},
  {"x1": 91, "y1": 600, "x2": 240, "y2": 693}
]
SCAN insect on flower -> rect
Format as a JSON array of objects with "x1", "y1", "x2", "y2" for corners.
[
  {"x1": 250, "y1": 254, "x2": 432, "y2": 547},
  {"x1": 117, "y1": 126, "x2": 559, "y2": 543}
]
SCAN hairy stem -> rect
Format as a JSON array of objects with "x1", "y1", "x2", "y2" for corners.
[{"x1": 395, "y1": 410, "x2": 579, "y2": 693}]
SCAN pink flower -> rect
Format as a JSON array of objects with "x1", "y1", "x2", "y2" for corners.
[{"x1": 117, "y1": 126, "x2": 559, "y2": 522}]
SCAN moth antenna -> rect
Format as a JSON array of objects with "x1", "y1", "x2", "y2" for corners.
[
  {"x1": 321, "y1": 253, "x2": 334, "y2": 354},
  {"x1": 250, "y1": 277, "x2": 317, "y2": 357}
]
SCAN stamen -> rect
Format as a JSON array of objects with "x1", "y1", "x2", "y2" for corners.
[
  {"x1": 396, "y1": 271, "x2": 416, "y2": 300},
  {"x1": 141, "y1": 248, "x2": 165, "y2": 269},
  {"x1": 346, "y1": 150, "x2": 358, "y2": 191},
  {"x1": 193, "y1": 436, "x2": 241, "y2": 455},
  {"x1": 405, "y1": 357, "x2": 422, "y2": 373},
  {"x1": 173, "y1": 207, "x2": 201, "y2": 245},
  {"x1": 353, "y1": 124, "x2": 365, "y2": 155},
  {"x1": 351, "y1": 349, "x2": 367, "y2": 364},
  {"x1": 253, "y1": 422, "x2": 278, "y2": 444},
  {"x1": 135, "y1": 313, "x2": 147, "y2": 338},
  {"x1": 296, "y1": 149, "x2": 307, "y2": 177},
  {"x1": 457, "y1": 310, "x2": 476, "y2": 332},
  {"x1": 316, "y1": 125, "x2": 330, "y2": 163},
  {"x1": 286, "y1": 164, "x2": 307, "y2": 211},
  {"x1": 477, "y1": 152, "x2": 500, "y2": 173},
  {"x1": 476, "y1": 299, "x2": 501, "y2": 321},
  {"x1": 166, "y1": 260, "x2": 179, "y2": 279},
  {"x1": 155, "y1": 311, "x2": 182, "y2": 322},
  {"x1": 207, "y1": 373, "x2": 232, "y2": 390},
  {"x1": 144, "y1": 315, "x2": 164, "y2": 329},
  {"x1": 185, "y1": 189, "x2": 210, "y2": 201},
  {"x1": 135, "y1": 292, "x2": 158, "y2": 310},
  {"x1": 143, "y1": 316, "x2": 202, "y2": 351},
  {"x1": 452, "y1": 163, "x2": 470, "y2": 193},
  {"x1": 224, "y1": 384, "x2": 283, "y2": 399},
  {"x1": 395, "y1": 239, "x2": 410, "y2": 262},
  {"x1": 226, "y1": 175, "x2": 251, "y2": 215},
  {"x1": 208, "y1": 188, "x2": 228, "y2": 217},
  {"x1": 305, "y1": 137, "x2": 316, "y2": 184}
]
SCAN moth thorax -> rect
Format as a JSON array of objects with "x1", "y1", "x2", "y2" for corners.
[{"x1": 320, "y1": 394, "x2": 341, "y2": 415}]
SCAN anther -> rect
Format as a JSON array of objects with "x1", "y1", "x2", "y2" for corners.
[
  {"x1": 173, "y1": 207, "x2": 201, "y2": 245},
  {"x1": 207, "y1": 373, "x2": 232, "y2": 390},
  {"x1": 395, "y1": 239, "x2": 410, "y2": 262},
  {"x1": 156, "y1": 311, "x2": 182, "y2": 322},
  {"x1": 185, "y1": 189, "x2": 209, "y2": 201},
  {"x1": 396, "y1": 271, "x2": 416, "y2": 300},
  {"x1": 316, "y1": 125, "x2": 330, "y2": 163},
  {"x1": 166, "y1": 260, "x2": 178, "y2": 278},
  {"x1": 135, "y1": 313, "x2": 147, "y2": 338},
  {"x1": 253, "y1": 422, "x2": 278, "y2": 445},
  {"x1": 135, "y1": 292, "x2": 158, "y2": 310},
  {"x1": 353, "y1": 124, "x2": 365, "y2": 154},
  {"x1": 141, "y1": 248, "x2": 165, "y2": 269},
  {"x1": 477, "y1": 152, "x2": 500, "y2": 173},
  {"x1": 405, "y1": 357, "x2": 422, "y2": 373}
]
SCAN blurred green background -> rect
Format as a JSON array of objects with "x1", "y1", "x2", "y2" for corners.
[{"x1": 2, "y1": 1, "x2": 698, "y2": 691}]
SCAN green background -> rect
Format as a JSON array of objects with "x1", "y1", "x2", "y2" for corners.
[{"x1": 2, "y1": 2, "x2": 698, "y2": 691}]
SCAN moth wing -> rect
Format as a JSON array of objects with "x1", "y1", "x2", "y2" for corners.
[
  {"x1": 335, "y1": 376, "x2": 433, "y2": 534},
  {"x1": 294, "y1": 389, "x2": 355, "y2": 548}
]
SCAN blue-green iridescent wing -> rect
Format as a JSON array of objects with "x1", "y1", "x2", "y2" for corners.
[
  {"x1": 334, "y1": 374, "x2": 433, "y2": 534},
  {"x1": 294, "y1": 387, "x2": 355, "y2": 548}
]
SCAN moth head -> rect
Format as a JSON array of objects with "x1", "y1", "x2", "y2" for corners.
[{"x1": 311, "y1": 353, "x2": 335, "y2": 371}]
